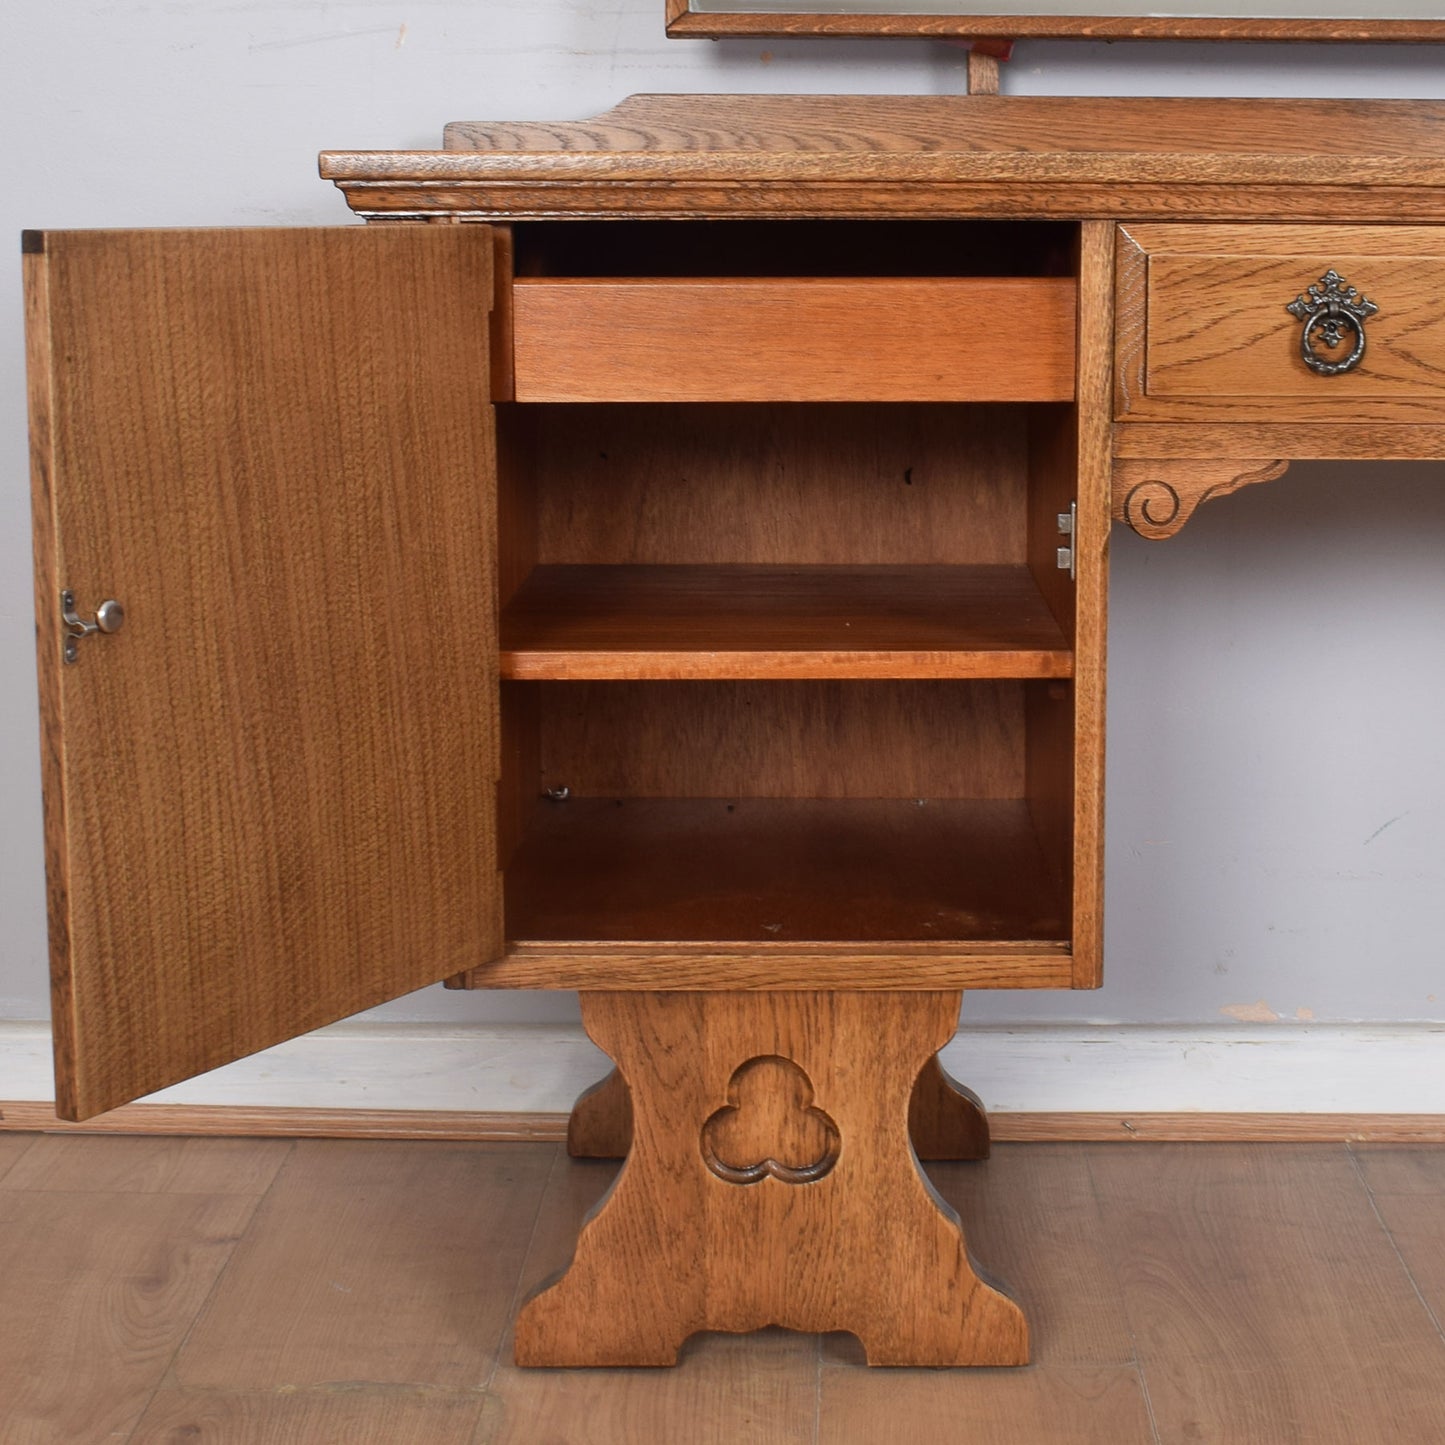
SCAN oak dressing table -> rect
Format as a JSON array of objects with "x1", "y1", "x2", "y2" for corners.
[{"x1": 26, "y1": 93, "x2": 1445, "y2": 1367}]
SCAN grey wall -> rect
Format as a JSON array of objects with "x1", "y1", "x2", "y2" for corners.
[{"x1": 4, "y1": 3, "x2": 1443, "y2": 1035}]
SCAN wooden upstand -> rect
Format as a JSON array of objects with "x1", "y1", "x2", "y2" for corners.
[{"x1": 25, "y1": 95, "x2": 1445, "y2": 1367}]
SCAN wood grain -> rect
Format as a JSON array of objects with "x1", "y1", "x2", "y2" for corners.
[
  {"x1": 501, "y1": 564, "x2": 1073, "y2": 680},
  {"x1": 1092, "y1": 1145, "x2": 1445, "y2": 1443},
  {"x1": 1353, "y1": 1146, "x2": 1445, "y2": 1339},
  {"x1": 1120, "y1": 223, "x2": 1445, "y2": 423},
  {"x1": 532, "y1": 679, "x2": 1029, "y2": 800},
  {"x1": 512, "y1": 277, "x2": 1076, "y2": 403},
  {"x1": 665, "y1": 8, "x2": 1445, "y2": 42},
  {"x1": 908, "y1": 1054, "x2": 992, "y2": 1161},
  {"x1": 1113, "y1": 458, "x2": 1291, "y2": 539},
  {"x1": 1064, "y1": 220, "x2": 1113, "y2": 988},
  {"x1": 524, "y1": 401, "x2": 1030, "y2": 567},
  {"x1": 0, "y1": 1189, "x2": 257, "y2": 1442},
  {"x1": 1113, "y1": 421, "x2": 1445, "y2": 462},
  {"x1": 324, "y1": 97, "x2": 1445, "y2": 223},
  {"x1": 566, "y1": 1069, "x2": 635, "y2": 1158},
  {"x1": 131, "y1": 1389, "x2": 487, "y2": 1445},
  {"x1": 5, "y1": 1104, "x2": 1445, "y2": 1144},
  {"x1": 1352, "y1": 1144, "x2": 1445, "y2": 1195},
  {"x1": 515, "y1": 990, "x2": 1027, "y2": 1366},
  {"x1": 491, "y1": 1148, "x2": 817, "y2": 1442},
  {"x1": 171, "y1": 1141, "x2": 550, "y2": 1390},
  {"x1": 0, "y1": 1133, "x2": 290, "y2": 1195},
  {"x1": 431, "y1": 96, "x2": 1445, "y2": 165},
  {"x1": 569, "y1": 1052, "x2": 992, "y2": 1160},
  {"x1": 466, "y1": 942, "x2": 1074, "y2": 991},
  {"x1": 927, "y1": 1143, "x2": 1135, "y2": 1367},
  {"x1": 504, "y1": 797, "x2": 1070, "y2": 945},
  {"x1": 0, "y1": 1101, "x2": 580, "y2": 1140},
  {"x1": 0, "y1": 1133, "x2": 34, "y2": 1182},
  {"x1": 820, "y1": 1367, "x2": 1153, "y2": 1444},
  {"x1": 333, "y1": 179, "x2": 1445, "y2": 226},
  {"x1": 27, "y1": 228, "x2": 503, "y2": 1121}
]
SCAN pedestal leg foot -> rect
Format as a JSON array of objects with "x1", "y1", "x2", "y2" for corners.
[
  {"x1": 910, "y1": 1055, "x2": 992, "y2": 1161},
  {"x1": 566, "y1": 1067, "x2": 632, "y2": 1159},
  {"x1": 517, "y1": 990, "x2": 1027, "y2": 1368}
]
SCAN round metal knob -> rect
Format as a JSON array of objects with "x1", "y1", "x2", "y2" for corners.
[{"x1": 95, "y1": 599, "x2": 125, "y2": 634}]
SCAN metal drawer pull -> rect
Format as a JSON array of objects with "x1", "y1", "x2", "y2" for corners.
[
  {"x1": 1286, "y1": 269, "x2": 1378, "y2": 377},
  {"x1": 61, "y1": 589, "x2": 124, "y2": 664}
]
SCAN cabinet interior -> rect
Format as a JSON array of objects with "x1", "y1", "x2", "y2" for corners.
[{"x1": 493, "y1": 221, "x2": 1083, "y2": 956}]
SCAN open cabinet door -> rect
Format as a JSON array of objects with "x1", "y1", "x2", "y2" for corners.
[{"x1": 25, "y1": 227, "x2": 503, "y2": 1120}]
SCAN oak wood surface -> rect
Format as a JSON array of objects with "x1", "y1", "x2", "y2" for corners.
[
  {"x1": 27, "y1": 228, "x2": 504, "y2": 1121},
  {"x1": 322, "y1": 97, "x2": 1445, "y2": 223},
  {"x1": 131, "y1": 1389, "x2": 488, "y2": 1445},
  {"x1": 907, "y1": 1054, "x2": 992, "y2": 1160},
  {"x1": 467, "y1": 942, "x2": 1074, "y2": 991},
  {"x1": 500, "y1": 564, "x2": 1073, "y2": 680},
  {"x1": 0, "y1": 1132, "x2": 289, "y2": 1195},
  {"x1": 8, "y1": 1105, "x2": 1445, "y2": 1142},
  {"x1": 1113, "y1": 458, "x2": 1291, "y2": 539},
  {"x1": 169, "y1": 1141, "x2": 551, "y2": 1391},
  {"x1": 1119, "y1": 223, "x2": 1445, "y2": 423},
  {"x1": 0, "y1": 1187, "x2": 260, "y2": 1442},
  {"x1": 0, "y1": 1132, "x2": 33, "y2": 1182},
  {"x1": 504, "y1": 796, "x2": 1070, "y2": 945},
  {"x1": 523, "y1": 401, "x2": 1030, "y2": 566},
  {"x1": 1352, "y1": 1144, "x2": 1445, "y2": 1195},
  {"x1": 515, "y1": 990, "x2": 1027, "y2": 1366},
  {"x1": 566, "y1": 1068, "x2": 635, "y2": 1158},
  {"x1": 666, "y1": 8, "x2": 1445, "y2": 41},
  {"x1": 568, "y1": 1052, "x2": 992, "y2": 1160},
  {"x1": 6, "y1": 1135, "x2": 1445, "y2": 1439},
  {"x1": 1113, "y1": 421, "x2": 1445, "y2": 461},
  {"x1": 1063, "y1": 220, "x2": 1112, "y2": 988},
  {"x1": 491, "y1": 1150, "x2": 818, "y2": 1443},
  {"x1": 819, "y1": 1366, "x2": 1155, "y2": 1445},
  {"x1": 1091, "y1": 1145, "x2": 1445, "y2": 1444},
  {"x1": 512, "y1": 276, "x2": 1076, "y2": 403},
  {"x1": 928, "y1": 1144, "x2": 1136, "y2": 1366},
  {"x1": 531, "y1": 679, "x2": 1030, "y2": 799},
  {"x1": 1353, "y1": 1147, "x2": 1445, "y2": 1344}
]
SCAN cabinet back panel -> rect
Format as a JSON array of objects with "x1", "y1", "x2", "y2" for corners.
[
  {"x1": 512, "y1": 220, "x2": 1077, "y2": 280},
  {"x1": 532, "y1": 679, "x2": 1025, "y2": 799},
  {"x1": 514, "y1": 403, "x2": 1028, "y2": 566}
]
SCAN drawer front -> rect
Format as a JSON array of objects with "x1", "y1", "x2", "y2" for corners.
[
  {"x1": 1116, "y1": 224, "x2": 1445, "y2": 423},
  {"x1": 512, "y1": 277, "x2": 1076, "y2": 404}
]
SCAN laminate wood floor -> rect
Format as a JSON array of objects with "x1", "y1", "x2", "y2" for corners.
[{"x1": 0, "y1": 1134, "x2": 1441, "y2": 1443}]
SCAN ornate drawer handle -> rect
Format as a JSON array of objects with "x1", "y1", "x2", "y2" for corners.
[{"x1": 1285, "y1": 269, "x2": 1378, "y2": 377}]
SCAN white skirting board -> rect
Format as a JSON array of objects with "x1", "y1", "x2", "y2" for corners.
[{"x1": 2, "y1": 1020, "x2": 1443, "y2": 1115}]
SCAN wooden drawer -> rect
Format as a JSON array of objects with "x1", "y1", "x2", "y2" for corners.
[
  {"x1": 510, "y1": 277, "x2": 1076, "y2": 403},
  {"x1": 1116, "y1": 225, "x2": 1445, "y2": 423}
]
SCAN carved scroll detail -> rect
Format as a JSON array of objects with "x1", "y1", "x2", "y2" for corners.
[
  {"x1": 1113, "y1": 457, "x2": 1291, "y2": 540},
  {"x1": 702, "y1": 1055, "x2": 840, "y2": 1186}
]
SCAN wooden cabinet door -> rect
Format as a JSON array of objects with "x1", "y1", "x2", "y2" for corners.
[{"x1": 25, "y1": 227, "x2": 503, "y2": 1120}]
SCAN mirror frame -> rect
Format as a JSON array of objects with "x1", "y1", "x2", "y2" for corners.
[{"x1": 665, "y1": 0, "x2": 1445, "y2": 41}]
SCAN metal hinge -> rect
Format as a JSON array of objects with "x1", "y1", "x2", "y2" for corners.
[
  {"x1": 1056, "y1": 503, "x2": 1077, "y2": 582},
  {"x1": 61, "y1": 589, "x2": 125, "y2": 664}
]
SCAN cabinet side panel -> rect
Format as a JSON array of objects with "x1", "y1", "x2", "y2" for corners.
[
  {"x1": 1070, "y1": 220, "x2": 1114, "y2": 986},
  {"x1": 32, "y1": 228, "x2": 502, "y2": 1118}
]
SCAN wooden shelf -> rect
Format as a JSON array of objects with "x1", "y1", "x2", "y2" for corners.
[
  {"x1": 505, "y1": 796, "x2": 1069, "y2": 946},
  {"x1": 499, "y1": 564, "x2": 1072, "y2": 681}
]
